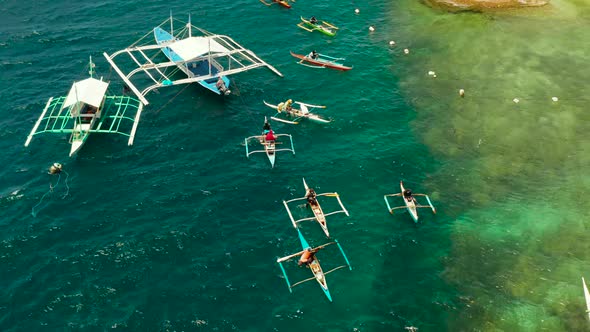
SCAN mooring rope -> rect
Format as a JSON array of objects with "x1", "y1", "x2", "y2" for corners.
[{"x1": 31, "y1": 170, "x2": 70, "y2": 217}]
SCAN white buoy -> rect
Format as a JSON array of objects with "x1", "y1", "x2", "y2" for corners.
[
  {"x1": 428, "y1": 71, "x2": 435, "y2": 76},
  {"x1": 552, "y1": 97, "x2": 558, "y2": 102},
  {"x1": 513, "y1": 98, "x2": 520, "y2": 104},
  {"x1": 389, "y1": 40, "x2": 395, "y2": 46},
  {"x1": 355, "y1": 8, "x2": 360, "y2": 14},
  {"x1": 403, "y1": 48, "x2": 409, "y2": 54},
  {"x1": 369, "y1": 26, "x2": 375, "y2": 32},
  {"x1": 459, "y1": 89, "x2": 465, "y2": 97}
]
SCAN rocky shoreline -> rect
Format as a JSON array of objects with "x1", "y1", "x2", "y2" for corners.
[{"x1": 425, "y1": 0, "x2": 549, "y2": 11}]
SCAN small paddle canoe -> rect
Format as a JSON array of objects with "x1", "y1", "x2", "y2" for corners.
[
  {"x1": 383, "y1": 181, "x2": 436, "y2": 223},
  {"x1": 297, "y1": 17, "x2": 338, "y2": 37},
  {"x1": 290, "y1": 51, "x2": 352, "y2": 71},
  {"x1": 244, "y1": 117, "x2": 295, "y2": 168},
  {"x1": 276, "y1": 228, "x2": 352, "y2": 302},
  {"x1": 276, "y1": 0, "x2": 291, "y2": 8},
  {"x1": 583, "y1": 277, "x2": 590, "y2": 320},
  {"x1": 260, "y1": 0, "x2": 291, "y2": 8}
]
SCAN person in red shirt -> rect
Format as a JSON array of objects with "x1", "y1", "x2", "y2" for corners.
[{"x1": 265, "y1": 129, "x2": 276, "y2": 142}]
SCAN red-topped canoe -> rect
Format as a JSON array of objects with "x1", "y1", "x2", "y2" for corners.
[
  {"x1": 290, "y1": 51, "x2": 353, "y2": 71},
  {"x1": 260, "y1": 0, "x2": 291, "y2": 8}
]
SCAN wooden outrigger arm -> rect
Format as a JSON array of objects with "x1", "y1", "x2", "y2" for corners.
[
  {"x1": 244, "y1": 134, "x2": 295, "y2": 157},
  {"x1": 296, "y1": 22, "x2": 316, "y2": 33},
  {"x1": 384, "y1": 181, "x2": 436, "y2": 223},
  {"x1": 383, "y1": 194, "x2": 436, "y2": 214}
]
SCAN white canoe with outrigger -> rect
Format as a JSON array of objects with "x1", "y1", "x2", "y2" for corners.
[
  {"x1": 244, "y1": 117, "x2": 295, "y2": 168},
  {"x1": 103, "y1": 14, "x2": 283, "y2": 105},
  {"x1": 384, "y1": 181, "x2": 436, "y2": 223},
  {"x1": 24, "y1": 57, "x2": 144, "y2": 157},
  {"x1": 583, "y1": 277, "x2": 590, "y2": 321},
  {"x1": 277, "y1": 228, "x2": 352, "y2": 302},
  {"x1": 264, "y1": 100, "x2": 330, "y2": 124},
  {"x1": 283, "y1": 178, "x2": 349, "y2": 237}
]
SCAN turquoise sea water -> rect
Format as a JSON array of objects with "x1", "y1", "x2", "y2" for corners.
[{"x1": 2, "y1": 0, "x2": 590, "y2": 331}]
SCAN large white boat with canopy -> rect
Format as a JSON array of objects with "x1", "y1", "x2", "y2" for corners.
[
  {"x1": 103, "y1": 15, "x2": 283, "y2": 105},
  {"x1": 24, "y1": 57, "x2": 144, "y2": 157}
]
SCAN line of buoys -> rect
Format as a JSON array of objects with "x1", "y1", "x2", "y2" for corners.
[{"x1": 366, "y1": 12, "x2": 565, "y2": 105}]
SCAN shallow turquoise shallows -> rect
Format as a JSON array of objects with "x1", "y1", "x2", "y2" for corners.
[{"x1": 2, "y1": 0, "x2": 590, "y2": 331}]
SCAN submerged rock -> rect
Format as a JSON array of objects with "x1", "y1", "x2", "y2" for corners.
[{"x1": 425, "y1": 0, "x2": 549, "y2": 11}]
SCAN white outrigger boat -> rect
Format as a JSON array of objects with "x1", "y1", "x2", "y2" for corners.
[
  {"x1": 384, "y1": 181, "x2": 436, "y2": 223},
  {"x1": 244, "y1": 117, "x2": 295, "y2": 168},
  {"x1": 277, "y1": 228, "x2": 351, "y2": 302},
  {"x1": 283, "y1": 178, "x2": 349, "y2": 237},
  {"x1": 264, "y1": 100, "x2": 330, "y2": 124},
  {"x1": 24, "y1": 57, "x2": 144, "y2": 157},
  {"x1": 583, "y1": 277, "x2": 590, "y2": 320},
  {"x1": 103, "y1": 15, "x2": 283, "y2": 105}
]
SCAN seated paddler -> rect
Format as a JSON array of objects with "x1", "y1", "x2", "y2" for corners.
[
  {"x1": 265, "y1": 129, "x2": 276, "y2": 142},
  {"x1": 215, "y1": 77, "x2": 227, "y2": 92},
  {"x1": 306, "y1": 188, "x2": 318, "y2": 206},
  {"x1": 402, "y1": 188, "x2": 415, "y2": 203},
  {"x1": 307, "y1": 50, "x2": 319, "y2": 60},
  {"x1": 310, "y1": 16, "x2": 318, "y2": 25},
  {"x1": 298, "y1": 248, "x2": 319, "y2": 266}
]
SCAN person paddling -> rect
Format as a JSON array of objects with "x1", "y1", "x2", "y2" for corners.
[
  {"x1": 298, "y1": 248, "x2": 319, "y2": 266},
  {"x1": 265, "y1": 129, "x2": 276, "y2": 142},
  {"x1": 402, "y1": 188, "x2": 416, "y2": 203},
  {"x1": 307, "y1": 50, "x2": 319, "y2": 60},
  {"x1": 306, "y1": 188, "x2": 318, "y2": 206}
]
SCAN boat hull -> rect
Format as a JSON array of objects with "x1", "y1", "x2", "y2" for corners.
[
  {"x1": 583, "y1": 277, "x2": 590, "y2": 320},
  {"x1": 296, "y1": 229, "x2": 332, "y2": 301},
  {"x1": 290, "y1": 51, "x2": 352, "y2": 71},
  {"x1": 311, "y1": 203, "x2": 329, "y2": 237},
  {"x1": 69, "y1": 115, "x2": 97, "y2": 157},
  {"x1": 265, "y1": 140, "x2": 276, "y2": 167},
  {"x1": 309, "y1": 259, "x2": 331, "y2": 301},
  {"x1": 275, "y1": 0, "x2": 291, "y2": 8},
  {"x1": 303, "y1": 178, "x2": 330, "y2": 237},
  {"x1": 400, "y1": 181, "x2": 419, "y2": 223},
  {"x1": 154, "y1": 27, "x2": 231, "y2": 95}
]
